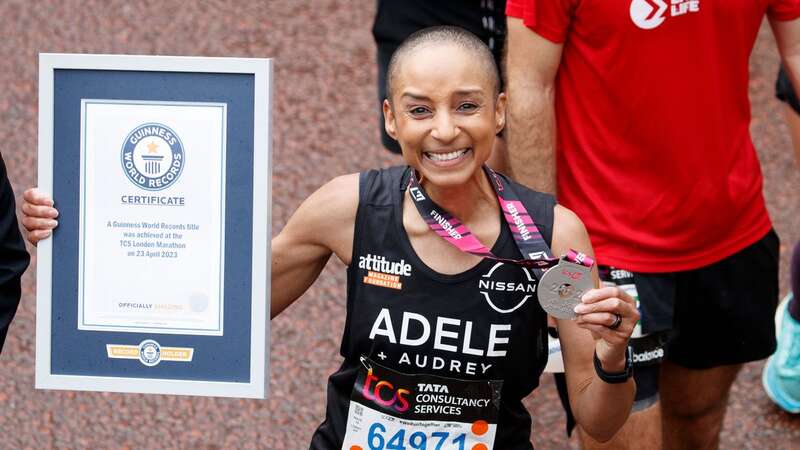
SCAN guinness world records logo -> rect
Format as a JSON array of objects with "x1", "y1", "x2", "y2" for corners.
[
  {"x1": 138, "y1": 339, "x2": 162, "y2": 366},
  {"x1": 121, "y1": 123, "x2": 185, "y2": 191}
]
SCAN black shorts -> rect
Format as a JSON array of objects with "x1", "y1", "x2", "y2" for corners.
[
  {"x1": 373, "y1": 0, "x2": 507, "y2": 154},
  {"x1": 776, "y1": 65, "x2": 800, "y2": 115},
  {"x1": 555, "y1": 229, "x2": 780, "y2": 435}
]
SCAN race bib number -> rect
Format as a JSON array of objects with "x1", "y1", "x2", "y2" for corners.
[{"x1": 342, "y1": 357, "x2": 502, "y2": 450}]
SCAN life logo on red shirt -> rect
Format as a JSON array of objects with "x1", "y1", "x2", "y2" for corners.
[{"x1": 630, "y1": 0, "x2": 700, "y2": 30}]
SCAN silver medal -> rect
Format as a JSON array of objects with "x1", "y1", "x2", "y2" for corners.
[{"x1": 537, "y1": 259, "x2": 593, "y2": 319}]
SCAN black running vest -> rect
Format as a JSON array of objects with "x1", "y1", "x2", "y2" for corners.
[{"x1": 310, "y1": 167, "x2": 555, "y2": 449}]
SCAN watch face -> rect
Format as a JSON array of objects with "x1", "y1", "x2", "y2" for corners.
[{"x1": 537, "y1": 260, "x2": 593, "y2": 319}]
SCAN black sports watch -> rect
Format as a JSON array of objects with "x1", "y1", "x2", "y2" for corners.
[{"x1": 593, "y1": 346, "x2": 633, "y2": 384}]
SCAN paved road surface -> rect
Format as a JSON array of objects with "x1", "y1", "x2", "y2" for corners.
[{"x1": 1, "y1": 1, "x2": 798, "y2": 448}]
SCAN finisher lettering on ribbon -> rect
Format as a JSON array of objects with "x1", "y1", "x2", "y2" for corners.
[{"x1": 406, "y1": 166, "x2": 594, "y2": 270}]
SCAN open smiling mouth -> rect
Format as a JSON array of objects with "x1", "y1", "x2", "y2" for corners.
[{"x1": 423, "y1": 148, "x2": 471, "y2": 162}]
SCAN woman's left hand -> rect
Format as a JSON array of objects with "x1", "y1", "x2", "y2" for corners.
[{"x1": 573, "y1": 286, "x2": 640, "y2": 368}]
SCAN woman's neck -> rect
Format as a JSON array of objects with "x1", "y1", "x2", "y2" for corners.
[{"x1": 420, "y1": 168, "x2": 498, "y2": 223}]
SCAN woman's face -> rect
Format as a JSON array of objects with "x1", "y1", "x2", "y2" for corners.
[{"x1": 383, "y1": 43, "x2": 506, "y2": 189}]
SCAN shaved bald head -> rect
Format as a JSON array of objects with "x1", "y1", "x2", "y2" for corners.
[{"x1": 386, "y1": 26, "x2": 500, "y2": 104}]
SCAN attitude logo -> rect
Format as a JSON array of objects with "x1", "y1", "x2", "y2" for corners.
[
  {"x1": 360, "y1": 253, "x2": 412, "y2": 290},
  {"x1": 121, "y1": 123, "x2": 185, "y2": 191},
  {"x1": 479, "y1": 262, "x2": 537, "y2": 314},
  {"x1": 630, "y1": 0, "x2": 699, "y2": 30}
]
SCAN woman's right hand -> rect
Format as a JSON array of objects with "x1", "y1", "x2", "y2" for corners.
[{"x1": 21, "y1": 188, "x2": 58, "y2": 246}]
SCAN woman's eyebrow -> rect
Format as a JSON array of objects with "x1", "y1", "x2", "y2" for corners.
[
  {"x1": 453, "y1": 88, "x2": 485, "y2": 97},
  {"x1": 400, "y1": 88, "x2": 486, "y2": 101},
  {"x1": 400, "y1": 91, "x2": 430, "y2": 101}
]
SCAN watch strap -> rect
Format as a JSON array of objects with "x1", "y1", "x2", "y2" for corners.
[{"x1": 593, "y1": 346, "x2": 633, "y2": 384}]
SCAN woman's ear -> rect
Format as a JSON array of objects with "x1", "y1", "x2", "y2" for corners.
[
  {"x1": 383, "y1": 99, "x2": 398, "y2": 139},
  {"x1": 495, "y1": 92, "x2": 507, "y2": 134}
]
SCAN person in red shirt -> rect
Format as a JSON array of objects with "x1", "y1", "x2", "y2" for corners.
[{"x1": 505, "y1": 1, "x2": 800, "y2": 449}]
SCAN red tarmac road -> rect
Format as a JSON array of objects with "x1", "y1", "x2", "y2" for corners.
[{"x1": 2, "y1": 1, "x2": 799, "y2": 448}]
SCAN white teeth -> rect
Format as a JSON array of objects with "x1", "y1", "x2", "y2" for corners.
[{"x1": 426, "y1": 148, "x2": 469, "y2": 161}]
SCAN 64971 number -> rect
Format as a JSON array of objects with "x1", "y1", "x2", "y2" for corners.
[{"x1": 366, "y1": 423, "x2": 467, "y2": 450}]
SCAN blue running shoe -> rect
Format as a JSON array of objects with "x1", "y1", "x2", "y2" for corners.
[{"x1": 763, "y1": 293, "x2": 800, "y2": 413}]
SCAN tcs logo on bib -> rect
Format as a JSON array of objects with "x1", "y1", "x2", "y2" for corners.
[
  {"x1": 362, "y1": 368, "x2": 411, "y2": 413},
  {"x1": 630, "y1": 0, "x2": 699, "y2": 30}
]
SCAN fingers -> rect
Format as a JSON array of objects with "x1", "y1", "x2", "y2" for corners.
[
  {"x1": 20, "y1": 188, "x2": 58, "y2": 247},
  {"x1": 577, "y1": 312, "x2": 625, "y2": 328},
  {"x1": 573, "y1": 286, "x2": 640, "y2": 344},
  {"x1": 21, "y1": 200, "x2": 58, "y2": 220},
  {"x1": 574, "y1": 287, "x2": 638, "y2": 323},
  {"x1": 579, "y1": 286, "x2": 635, "y2": 307},
  {"x1": 22, "y1": 215, "x2": 58, "y2": 233},
  {"x1": 22, "y1": 215, "x2": 58, "y2": 231},
  {"x1": 574, "y1": 295, "x2": 637, "y2": 319},
  {"x1": 21, "y1": 215, "x2": 58, "y2": 247},
  {"x1": 575, "y1": 315, "x2": 632, "y2": 346},
  {"x1": 23, "y1": 188, "x2": 54, "y2": 206},
  {"x1": 26, "y1": 229, "x2": 52, "y2": 246}
]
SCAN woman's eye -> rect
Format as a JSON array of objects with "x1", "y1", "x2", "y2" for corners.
[
  {"x1": 409, "y1": 106, "x2": 430, "y2": 116},
  {"x1": 458, "y1": 102, "x2": 478, "y2": 112}
]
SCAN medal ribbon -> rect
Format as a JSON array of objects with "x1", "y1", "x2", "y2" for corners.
[{"x1": 407, "y1": 166, "x2": 593, "y2": 270}]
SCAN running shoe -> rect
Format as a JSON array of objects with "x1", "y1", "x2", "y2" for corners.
[{"x1": 763, "y1": 293, "x2": 800, "y2": 413}]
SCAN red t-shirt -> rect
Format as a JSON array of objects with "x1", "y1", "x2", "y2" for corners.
[{"x1": 507, "y1": 0, "x2": 800, "y2": 272}]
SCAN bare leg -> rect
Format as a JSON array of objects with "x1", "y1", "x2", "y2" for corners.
[
  {"x1": 578, "y1": 402, "x2": 662, "y2": 450},
  {"x1": 660, "y1": 360, "x2": 742, "y2": 450}
]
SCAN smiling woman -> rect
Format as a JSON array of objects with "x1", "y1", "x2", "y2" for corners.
[
  {"x1": 382, "y1": 27, "x2": 503, "y2": 191},
  {"x1": 22, "y1": 26, "x2": 639, "y2": 450}
]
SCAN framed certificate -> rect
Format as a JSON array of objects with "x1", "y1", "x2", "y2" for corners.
[{"x1": 35, "y1": 53, "x2": 271, "y2": 398}]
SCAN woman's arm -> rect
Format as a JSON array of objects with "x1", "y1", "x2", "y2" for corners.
[
  {"x1": 271, "y1": 173, "x2": 358, "y2": 317},
  {"x1": 550, "y1": 205, "x2": 638, "y2": 442},
  {"x1": 22, "y1": 173, "x2": 361, "y2": 320}
]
